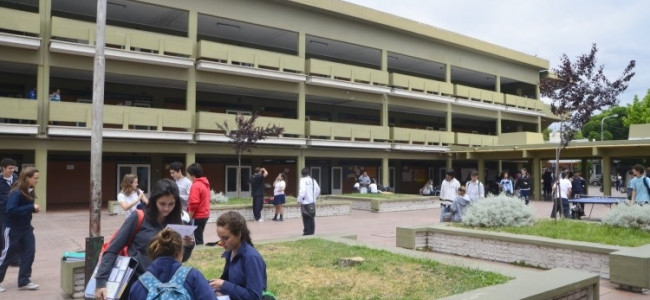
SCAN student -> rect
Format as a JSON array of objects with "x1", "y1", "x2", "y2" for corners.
[
  {"x1": 465, "y1": 170, "x2": 484, "y2": 201},
  {"x1": 358, "y1": 172, "x2": 371, "y2": 193},
  {"x1": 169, "y1": 161, "x2": 192, "y2": 211},
  {"x1": 369, "y1": 178, "x2": 380, "y2": 194},
  {"x1": 129, "y1": 228, "x2": 214, "y2": 299},
  {"x1": 49, "y1": 89, "x2": 61, "y2": 101},
  {"x1": 551, "y1": 172, "x2": 572, "y2": 218},
  {"x1": 298, "y1": 168, "x2": 320, "y2": 235},
  {"x1": 439, "y1": 169, "x2": 460, "y2": 222},
  {"x1": 515, "y1": 168, "x2": 532, "y2": 205},
  {"x1": 0, "y1": 167, "x2": 41, "y2": 292},
  {"x1": 499, "y1": 172, "x2": 514, "y2": 196},
  {"x1": 450, "y1": 186, "x2": 472, "y2": 222},
  {"x1": 210, "y1": 211, "x2": 267, "y2": 300},
  {"x1": 630, "y1": 164, "x2": 650, "y2": 205},
  {"x1": 272, "y1": 173, "x2": 286, "y2": 222},
  {"x1": 420, "y1": 179, "x2": 435, "y2": 196},
  {"x1": 249, "y1": 167, "x2": 268, "y2": 222},
  {"x1": 0, "y1": 158, "x2": 20, "y2": 267},
  {"x1": 95, "y1": 179, "x2": 195, "y2": 299},
  {"x1": 117, "y1": 174, "x2": 148, "y2": 218},
  {"x1": 187, "y1": 163, "x2": 211, "y2": 245}
]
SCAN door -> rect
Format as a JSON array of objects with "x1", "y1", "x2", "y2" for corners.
[
  {"x1": 331, "y1": 167, "x2": 342, "y2": 195},
  {"x1": 310, "y1": 167, "x2": 321, "y2": 186},
  {"x1": 225, "y1": 166, "x2": 251, "y2": 198},
  {"x1": 117, "y1": 164, "x2": 151, "y2": 196}
]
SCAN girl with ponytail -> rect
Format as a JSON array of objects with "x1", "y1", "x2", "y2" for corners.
[{"x1": 210, "y1": 211, "x2": 267, "y2": 299}]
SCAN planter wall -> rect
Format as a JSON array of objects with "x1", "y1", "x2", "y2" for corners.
[
  {"x1": 208, "y1": 201, "x2": 351, "y2": 222},
  {"x1": 325, "y1": 195, "x2": 436, "y2": 212}
]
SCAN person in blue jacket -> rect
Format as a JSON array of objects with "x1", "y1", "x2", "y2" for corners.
[
  {"x1": 129, "y1": 228, "x2": 214, "y2": 299},
  {"x1": 0, "y1": 167, "x2": 41, "y2": 292},
  {"x1": 210, "y1": 211, "x2": 267, "y2": 300},
  {"x1": 0, "y1": 158, "x2": 20, "y2": 268}
]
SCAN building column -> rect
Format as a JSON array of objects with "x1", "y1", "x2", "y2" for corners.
[
  {"x1": 381, "y1": 49, "x2": 388, "y2": 72},
  {"x1": 381, "y1": 94, "x2": 389, "y2": 127},
  {"x1": 185, "y1": 152, "x2": 196, "y2": 168},
  {"x1": 477, "y1": 157, "x2": 485, "y2": 183},
  {"x1": 602, "y1": 155, "x2": 611, "y2": 196},
  {"x1": 297, "y1": 150, "x2": 306, "y2": 187},
  {"x1": 533, "y1": 157, "x2": 541, "y2": 201},
  {"x1": 298, "y1": 32, "x2": 306, "y2": 58},
  {"x1": 496, "y1": 111, "x2": 502, "y2": 135},
  {"x1": 37, "y1": 0, "x2": 52, "y2": 136},
  {"x1": 445, "y1": 64, "x2": 451, "y2": 83},
  {"x1": 498, "y1": 160, "x2": 503, "y2": 173},
  {"x1": 186, "y1": 10, "x2": 198, "y2": 132},
  {"x1": 582, "y1": 158, "x2": 589, "y2": 196},
  {"x1": 517, "y1": 125, "x2": 524, "y2": 132},
  {"x1": 446, "y1": 103, "x2": 452, "y2": 132},
  {"x1": 298, "y1": 82, "x2": 306, "y2": 138},
  {"x1": 35, "y1": 146, "x2": 47, "y2": 211},
  {"x1": 537, "y1": 116, "x2": 542, "y2": 133},
  {"x1": 446, "y1": 155, "x2": 452, "y2": 170},
  {"x1": 495, "y1": 75, "x2": 501, "y2": 93},
  {"x1": 535, "y1": 85, "x2": 541, "y2": 100},
  {"x1": 381, "y1": 156, "x2": 389, "y2": 188}
]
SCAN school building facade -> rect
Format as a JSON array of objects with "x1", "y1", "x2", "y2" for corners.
[{"x1": 0, "y1": 0, "x2": 558, "y2": 210}]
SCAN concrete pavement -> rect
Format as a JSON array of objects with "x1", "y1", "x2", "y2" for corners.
[{"x1": 0, "y1": 189, "x2": 646, "y2": 299}]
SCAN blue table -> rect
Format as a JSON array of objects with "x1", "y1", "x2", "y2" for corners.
[{"x1": 568, "y1": 197, "x2": 626, "y2": 218}]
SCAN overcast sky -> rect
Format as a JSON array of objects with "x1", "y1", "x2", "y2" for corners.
[{"x1": 345, "y1": 0, "x2": 648, "y2": 105}]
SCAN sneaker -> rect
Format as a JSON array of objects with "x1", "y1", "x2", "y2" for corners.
[
  {"x1": 0, "y1": 285, "x2": 6, "y2": 292},
  {"x1": 19, "y1": 282, "x2": 39, "y2": 290},
  {"x1": 257, "y1": 219, "x2": 264, "y2": 222}
]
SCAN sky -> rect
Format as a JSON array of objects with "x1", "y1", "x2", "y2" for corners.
[{"x1": 345, "y1": 0, "x2": 649, "y2": 105}]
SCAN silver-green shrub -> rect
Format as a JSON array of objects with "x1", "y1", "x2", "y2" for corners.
[
  {"x1": 461, "y1": 193, "x2": 535, "y2": 227},
  {"x1": 602, "y1": 203, "x2": 650, "y2": 230},
  {"x1": 210, "y1": 190, "x2": 228, "y2": 204}
]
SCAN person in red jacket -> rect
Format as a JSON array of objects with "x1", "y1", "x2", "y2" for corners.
[{"x1": 186, "y1": 163, "x2": 211, "y2": 245}]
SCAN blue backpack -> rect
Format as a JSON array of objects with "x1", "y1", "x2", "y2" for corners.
[{"x1": 139, "y1": 266, "x2": 192, "y2": 300}]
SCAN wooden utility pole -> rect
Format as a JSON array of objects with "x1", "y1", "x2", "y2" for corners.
[{"x1": 85, "y1": 0, "x2": 107, "y2": 286}]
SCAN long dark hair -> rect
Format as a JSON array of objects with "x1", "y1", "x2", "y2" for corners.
[
  {"x1": 11, "y1": 167, "x2": 38, "y2": 201},
  {"x1": 217, "y1": 211, "x2": 253, "y2": 247},
  {"x1": 145, "y1": 178, "x2": 182, "y2": 225}
]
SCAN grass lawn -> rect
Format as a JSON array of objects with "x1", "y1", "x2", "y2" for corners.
[
  {"x1": 187, "y1": 239, "x2": 510, "y2": 299},
  {"x1": 336, "y1": 193, "x2": 419, "y2": 199},
  {"x1": 475, "y1": 219, "x2": 650, "y2": 247}
]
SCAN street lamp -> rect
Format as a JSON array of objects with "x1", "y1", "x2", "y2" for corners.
[{"x1": 600, "y1": 114, "x2": 619, "y2": 141}]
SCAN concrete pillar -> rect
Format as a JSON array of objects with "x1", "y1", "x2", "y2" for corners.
[
  {"x1": 495, "y1": 75, "x2": 501, "y2": 93},
  {"x1": 381, "y1": 156, "x2": 389, "y2": 188},
  {"x1": 445, "y1": 64, "x2": 451, "y2": 83},
  {"x1": 496, "y1": 111, "x2": 502, "y2": 135},
  {"x1": 537, "y1": 116, "x2": 542, "y2": 133},
  {"x1": 35, "y1": 146, "x2": 47, "y2": 211},
  {"x1": 185, "y1": 152, "x2": 196, "y2": 168},
  {"x1": 151, "y1": 155, "x2": 163, "y2": 184},
  {"x1": 446, "y1": 155, "x2": 452, "y2": 170},
  {"x1": 381, "y1": 49, "x2": 388, "y2": 72},
  {"x1": 517, "y1": 125, "x2": 524, "y2": 132},
  {"x1": 37, "y1": 0, "x2": 52, "y2": 136},
  {"x1": 582, "y1": 158, "x2": 589, "y2": 196},
  {"x1": 602, "y1": 155, "x2": 611, "y2": 196},
  {"x1": 517, "y1": 162, "x2": 523, "y2": 172},
  {"x1": 381, "y1": 94, "x2": 389, "y2": 127},
  {"x1": 298, "y1": 32, "x2": 306, "y2": 58},
  {"x1": 533, "y1": 157, "x2": 541, "y2": 201},
  {"x1": 446, "y1": 103, "x2": 452, "y2": 132},
  {"x1": 298, "y1": 82, "x2": 306, "y2": 138},
  {"x1": 498, "y1": 160, "x2": 503, "y2": 173},
  {"x1": 535, "y1": 85, "x2": 541, "y2": 100},
  {"x1": 477, "y1": 157, "x2": 485, "y2": 183},
  {"x1": 297, "y1": 150, "x2": 305, "y2": 183},
  {"x1": 186, "y1": 10, "x2": 198, "y2": 132}
]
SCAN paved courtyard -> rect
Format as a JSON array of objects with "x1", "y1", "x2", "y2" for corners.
[{"x1": 0, "y1": 187, "x2": 646, "y2": 299}]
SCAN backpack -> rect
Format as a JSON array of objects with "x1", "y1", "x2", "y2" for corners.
[
  {"x1": 139, "y1": 266, "x2": 192, "y2": 300},
  {"x1": 101, "y1": 209, "x2": 145, "y2": 256}
]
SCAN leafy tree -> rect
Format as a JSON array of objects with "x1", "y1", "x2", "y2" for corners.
[
  {"x1": 217, "y1": 113, "x2": 284, "y2": 198},
  {"x1": 540, "y1": 43, "x2": 635, "y2": 218},
  {"x1": 624, "y1": 90, "x2": 650, "y2": 126},
  {"x1": 582, "y1": 106, "x2": 628, "y2": 141},
  {"x1": 542, "y1": 128, "x2": 551, "y2": 141}
]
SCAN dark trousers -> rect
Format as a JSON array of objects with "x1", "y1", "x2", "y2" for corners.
[
  {"x1": 0, "y1": 212, "x2": 19, "y2": 265},
  {"x1": 193, "y1": 218, "x2": 208, "y2": 245},
  {"x1": 301, "y1": 210, "x2": 315, "y2": 235},
  {"x1": 0, "y1": 227, "x2": 36, "y2": 286},
  {"x1": 253, "y1": 195, "x2": 264, "y2": 221},
  {"x1": 550, "y1": 198, "x2": 570, "y2": 218}
]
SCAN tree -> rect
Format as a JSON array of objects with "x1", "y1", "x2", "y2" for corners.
[
  {"x1": 582, "y1": 106, "x2": 628, "y2": 141},
  {"x1": 217, "y1": 113, "x2": 284, "y2": 198},
  {"x1": 540, "y1": 43, "x2": 635, "y2": 218},
  {"x1": 624, "y1": 89, "x2": 650, "y2": 126},
  {"x1": 542, "y1": 128, "x2": 551, "y2": 141}
]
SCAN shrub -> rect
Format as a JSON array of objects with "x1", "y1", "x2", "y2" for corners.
[
  {"x1": 461, "y1": 193, "x2": 535, "y2": 227},
  {"x1": 602, "y1": 203, "x2": 650, "y2": 230},
  {"x1": 210, "y1": 190, "x2": 228, "y2": 204}
]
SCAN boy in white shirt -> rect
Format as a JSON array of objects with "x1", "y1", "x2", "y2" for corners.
[{"x1": 440, "y1": 169, "x2": 460, "y2": 222}]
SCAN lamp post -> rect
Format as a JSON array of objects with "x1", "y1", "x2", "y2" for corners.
[{"x1": 600, "y1": 114, "x2": 619, "y2": 141}]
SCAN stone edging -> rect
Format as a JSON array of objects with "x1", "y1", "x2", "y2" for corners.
[{"x1": 324, "y1": 195, "x2": 437, "y2": 212}]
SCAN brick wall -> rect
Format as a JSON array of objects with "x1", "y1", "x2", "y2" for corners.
[
  {"x1": 377, "y1": 199, "x2": 435, "y2": 212},
  {"x1": 208, "y1": 202, "x2": 351, "y2": 222},
  {"x1": 551, "y1": 287, "x2": 591, "y2": 300}
]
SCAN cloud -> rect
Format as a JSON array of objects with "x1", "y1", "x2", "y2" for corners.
[{"x1": 345, "y1": 0, "x2": 649, "y2": 103}]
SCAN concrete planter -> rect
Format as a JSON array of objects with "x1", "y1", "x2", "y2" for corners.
[
  {"x1": 208, "y1": 200, "x2": 351, "y2": 222},
  {"x1": 325, "y1": 195, "x2": 436, "y2": 212}
]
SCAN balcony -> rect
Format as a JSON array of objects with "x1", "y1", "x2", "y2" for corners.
[
  {"x1": 454, "y1": 84, "x2": 505, "y2": 104},
  {"x1": 195, "y1": 112, "x2": 305, "y2": 145},
  {"x1": 455, "y1": 132, "x2": 498, "y2": 147},
  {"x1": 499, "y1": 132, "x2": 544, "y2": 146},
  {"x1": 48, "y1": 102, "x2": 192, "y2": 140},
  {"x1": 306, "y1": 58, "x2": 389, "y2": 92},
  {"x1": 306, "y1": 120, "x2": 389, "y2": 149},
  {"x1": 0, "y1": 97, "x2": 39, "y2": 134},
  {"x1": 49, "y1": 16, "x2": 193, "y2": 68},
  {"x1": 390, "y1": 127, "x2": 454, "y2": 151},
  {"x1": 0, "y1": 7, "x2": 41, "y2": 49},
  {"x1": 505, "y1": 94, "x2": 543, "y2": 111},
  {"x1": 390, "y1": 73, "x2": 453, "y2": 96}
]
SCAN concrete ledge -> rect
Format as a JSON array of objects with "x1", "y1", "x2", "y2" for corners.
[
  {"x1": 325, "y1": 195, "x2": 437, "y2": 212},
  {"x1": 443, "y1": 268, "x2": 599, "y2": 300},
  {"x1": 610, "y1": 244, "x2": 650, "y2": 291},
  {"x1": 396, "y1": 224, "x2": 625, "y2": 279},
  {"x1": 208, "y1": 200, "x2": 351, "y2": 222},
  {"x1": 60, "y1": 259, "x2": 85, "y2": 299},
  {"x1": 107, "y1": 200, "x2": 124, "y2": 215}
]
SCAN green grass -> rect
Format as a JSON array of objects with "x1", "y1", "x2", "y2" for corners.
[
  {"x1": 475, "y1": 219, "x2": 650, "y2": 247},
  {"x1": 211, "y1": 197, "x2": 297, "y2": 206},
  {"x1": 187, "y1": 239, "x2": 510, "y2": 299},
  {"x1": 337, "y1": 193, "x2": 418, "y2": 199}
]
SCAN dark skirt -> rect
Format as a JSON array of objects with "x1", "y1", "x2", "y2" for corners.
[{"x1": 273, "y1": 194, "x2": 286, "y2": 205}]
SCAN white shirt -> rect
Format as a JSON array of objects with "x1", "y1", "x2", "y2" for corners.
[
  {"x1": 440, "y1": 178, "x2": 460, "y2": 201},
  {"x1": 298, "y1": 176, "x2": 320, "y2": 204},
  {"x1": 369, "y1": 183, "x2": 378, "y2": 193},
  {"x1": 466, "y1": 180, "x2": 485, "y2": 201},
  {"x1": 117, "y1": 191, "x2": 139, "y2": 218},
  {"x1": 274, "y1": 180, "x2": 286, "y2": 196},
  {"x1": 175, "y1": 176, "x2": 192, "y2": 210},
  {"x1": 556, "y1": 178, "x2": 572, "y2": 199}
]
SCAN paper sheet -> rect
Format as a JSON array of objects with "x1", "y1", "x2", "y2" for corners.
[{"x1": 166, "y1": 224, "x2": 197, "y2": 237}]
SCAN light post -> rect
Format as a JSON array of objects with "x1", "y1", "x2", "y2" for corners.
[{"x1": 600, "y1": 114, "x2": 619, "y2": 141}]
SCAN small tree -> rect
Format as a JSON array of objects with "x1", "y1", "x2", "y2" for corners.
[
  {"x1": 624, "y1": 90, "x2": 650, "y2": 126},
  {"x1": 217, "y1": 113, "x2": 284, "y2": 198},
  {"x1": 540, "y1": 43, "x2": 635, "y2": 218}
]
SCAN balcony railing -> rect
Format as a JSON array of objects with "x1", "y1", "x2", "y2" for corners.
[
  {"x1": 390, "y1": 73, "x2": 453, "y2": 95},
  {"x1": 198, "y1": 40, "x2": 304, "y2": 73},
  {"x1": 455, "y1": 132, "x2": 498, "y2": 147},
  {"x1": 50, "y1": 16, "x2": 193, "y2": 57},
  {"x1": 504, "y1": 94, "x2": 544, "y2": 111},
  {"x1": 0, "y1": 7, "x2": 40, "y2": 35},
  {"x1": 196, "y1": 112, "x2": 304, "y2": 137},
  {"x1": 307, "y1": 120, "x2": 389, "y2": 142},
  {"x1": 454, "y1": 84, "x2": 505, "y2": 104},
  {"x1": 49, "y1": 102, "x2": 191, "y2": 131},
  {"x1": 0, "y1": 97, "x2": 38, "y2": 121},
  {"x1": 307, "y1": 58, "x2": 389, "y2": 86},
  {"x1": 391, "y1": 127, "x2": 455, "y2": 145}
]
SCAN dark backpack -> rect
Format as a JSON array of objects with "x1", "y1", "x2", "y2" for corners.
[{"x1": 139, "y1": 266, "x2": 192, "y2": 300}]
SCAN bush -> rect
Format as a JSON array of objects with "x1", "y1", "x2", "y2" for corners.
[
  {"x1": 461, "y1": 193, "x2": 535, "y2": 227},
  {"x1": 210, "y1": 190, "x2": 228, "y2": 204},
  {"x1": 602, "y1": 203, "x2": 650, "y2": 230}
]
